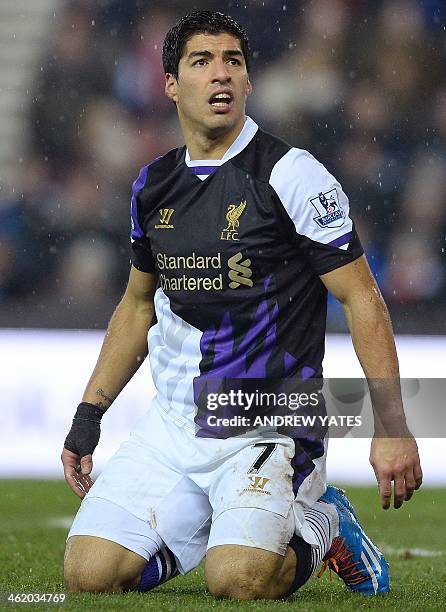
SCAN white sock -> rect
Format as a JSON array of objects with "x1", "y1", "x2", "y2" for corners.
[{"x1": 303, "y1": 501, "x2": 339, "y2": 575}]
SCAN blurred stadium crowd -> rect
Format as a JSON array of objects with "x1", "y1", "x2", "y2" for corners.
[{"x1": 0, "y1": 0, "x2": 445, "y2": 331}]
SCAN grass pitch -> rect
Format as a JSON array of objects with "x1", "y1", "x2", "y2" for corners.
[{"x1": 1, "y1": 480, "x2": 445, "y2": 611}]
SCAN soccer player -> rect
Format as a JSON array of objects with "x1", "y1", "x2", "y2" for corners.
[{"x1": 62, "y1": 11, "x2": 422, "y2": 599}]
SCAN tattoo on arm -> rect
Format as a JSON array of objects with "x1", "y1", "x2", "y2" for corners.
[{"x1": 94, "y1": 388, "x2": 114, "y2": 409}]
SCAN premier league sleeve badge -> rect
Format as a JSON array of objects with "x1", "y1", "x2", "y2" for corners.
[{"x1": 310, "y1": 188, "x2": 346, "y2": 229}]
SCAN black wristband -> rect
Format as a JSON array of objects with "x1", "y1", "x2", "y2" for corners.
[
  {"x1": 73, "y1": 402, "x2": 107, "y2": 423},
  {"x1": 64, "y1": 402, "x2": 106, "y2": 457}
]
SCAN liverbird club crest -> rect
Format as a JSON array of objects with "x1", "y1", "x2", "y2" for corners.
[
  {"x1": 221, "y1": 200, "x2": 247, "y2": 241},
  {"x1": 310, "y1": 188, "x2": 345, "y2": 228}
]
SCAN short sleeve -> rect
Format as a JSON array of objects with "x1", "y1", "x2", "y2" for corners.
[
  {"x1": 130, "y1": 165, "x2": 156, "y2": 273},
  {"x1": 270, "y1": 148, "x2": 363, "y2": 275}
]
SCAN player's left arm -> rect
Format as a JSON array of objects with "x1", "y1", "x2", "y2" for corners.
[{"x1": 320, "y1": 255, "x2": 423, "y2": 509}]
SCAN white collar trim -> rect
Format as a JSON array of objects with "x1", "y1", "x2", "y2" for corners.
[{"x1": 185, "y1": 116, "x2": 258, "y2": 167}]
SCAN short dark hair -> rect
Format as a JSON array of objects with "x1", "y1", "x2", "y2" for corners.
[{"x1": 162, "y1": 10, "x2": 251, "y2": 79}]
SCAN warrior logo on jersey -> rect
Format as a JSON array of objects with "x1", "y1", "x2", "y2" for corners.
[
  {"x1": 221, "y1": 200, "x2": 246, "y2": 240},
  {"x1": 155, "y1": 208, "x2": 175, "y2": 229},
  {"x1": 242, "y1": 475, "x2": 271, "y2": 495},
  {"x1": 310, "y1": 188, "x2": 345, "y2": 229}
]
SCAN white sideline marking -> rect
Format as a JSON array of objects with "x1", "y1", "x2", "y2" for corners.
[
  {"x1": 381, "y1": 545, "x2": 444, "y2": 558},
  {"x1": 46, "y1": 516, "x2": 74, "y2": 529}
]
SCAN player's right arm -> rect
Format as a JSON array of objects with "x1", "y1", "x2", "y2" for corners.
[
  {"x1": 61, "y1": 265, "x2": 158, "y2": 498},
  {"x1": 81, "y1": 265, "x2": 157, "y2": 408}
]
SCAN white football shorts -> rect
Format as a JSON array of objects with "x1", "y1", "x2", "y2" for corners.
[{"x1": 68, "y1": 398, "x2": 327, "y2": 573}]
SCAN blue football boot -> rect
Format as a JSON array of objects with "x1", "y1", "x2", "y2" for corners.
[{"x1": 317, "y1": 486, "x2": 390, "y2": 595}]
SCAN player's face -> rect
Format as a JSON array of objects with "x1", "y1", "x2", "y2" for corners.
[{"x1": 165, "y1": 32, "x2": 252, "y2": 139}]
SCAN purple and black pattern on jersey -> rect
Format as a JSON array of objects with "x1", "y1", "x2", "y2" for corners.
[{"x1": 130, "y1": 118, "x2": 363, "y2": 489}]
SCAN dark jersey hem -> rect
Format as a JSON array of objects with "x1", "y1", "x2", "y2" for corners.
[
  {"x1": 131, "y1": 260, "x2": 157, "y2": 274},
  {"x1": 314, "y1": 248, "x2": 364, "y2": 277}
]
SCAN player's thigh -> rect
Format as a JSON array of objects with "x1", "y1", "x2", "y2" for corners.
[
  {"x1": 64, "y1": 535, "x2": 146, "y2": 592},
  {"x1": 208, "y1": 503, "x2": 295, "y2": 556},
  {"x1": 77, "y1": 409, "x2": 212, "y2": 574},
  {"x1": 65, "y1": 496, "x2": 164, "y2": 592},
  {"x1": 205, "y1": 438, "x2": 296, "y2": 598},
  {"x1": 208, "y1": 438, "x2": 296, "y2": 550},
  {"x1": 208, "y1": 435, "x2": 328, "y2": 552}
]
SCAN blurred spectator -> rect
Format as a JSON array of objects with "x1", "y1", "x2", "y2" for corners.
[
  {"x1": 30, "y1": 1, "x2": 111, "y2": 171},
  {"x1": 252, "y1": 0, "x2": 351, "y2": 124},
  {"x1": 431, "y1": 85, "x2": 446, "y2": 153},
  {"x1": 113, "y1": 8, "x2": 175, "y2": 115},
  {"x1": 384, "y1": 230, "x2": 444, "y2": 303},
  {"x1": 0, "y1": 0, "x2": 445, "y2": 332}
]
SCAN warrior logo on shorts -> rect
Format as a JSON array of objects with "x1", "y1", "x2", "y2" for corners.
[
  {"x1": 241, "y1": 475, "x2": 271, "y2": 496},
  {"x1": 310, "y1": 188, "x2": 345, "y2": 229}
]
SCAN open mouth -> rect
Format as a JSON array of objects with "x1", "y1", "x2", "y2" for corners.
[{"x1": 209, "y1": 92, "x2": 233, "y2": 112}]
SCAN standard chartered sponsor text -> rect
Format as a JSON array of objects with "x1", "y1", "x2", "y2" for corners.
[
  {"x1": 157, "y1": 252, "x2": 221, "y2": 270},
  {"x1": 157, "y1": 251, "x2": 223, "y2": 292},
  {"x1": 160, "y1": 273, "x2": 223, "y2": 291}
]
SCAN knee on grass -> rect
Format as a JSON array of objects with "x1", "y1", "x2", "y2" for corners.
[
  {"x1": 209, "y1": 572, "x2": 274, "y2": 600},
  {"x1": 64, "y1": 565, "x2": 122, "y2": 593},
  {"x1": 206, "y1": 546, "x2": 285, "y2": 600},
  {"x1": 64, "y1": 536, "x2": 143, "y2": 593}
]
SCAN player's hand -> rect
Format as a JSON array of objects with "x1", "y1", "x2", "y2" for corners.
[
  {"x1": 370, "y1": 436, "x2": 422, "y2": 510},
  {"x1": 61, "y1": 447, "x2": 94, "y2": 499},
  {"x1": 62, "y1": 402, "x2": 105, "y2": 497}
]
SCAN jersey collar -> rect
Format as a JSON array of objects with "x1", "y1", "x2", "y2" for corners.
[{"x1": 185, "y1": 116, "x2": 258, "y2": 172}]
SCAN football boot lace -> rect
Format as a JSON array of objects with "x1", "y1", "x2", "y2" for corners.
[{"x1": 317, "y1": 536, "x2": 367, "y2": 586}]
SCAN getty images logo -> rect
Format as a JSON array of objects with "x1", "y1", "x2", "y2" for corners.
[{"x1": 228, "y1": 252, "x2": 253, "y2": 289}]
